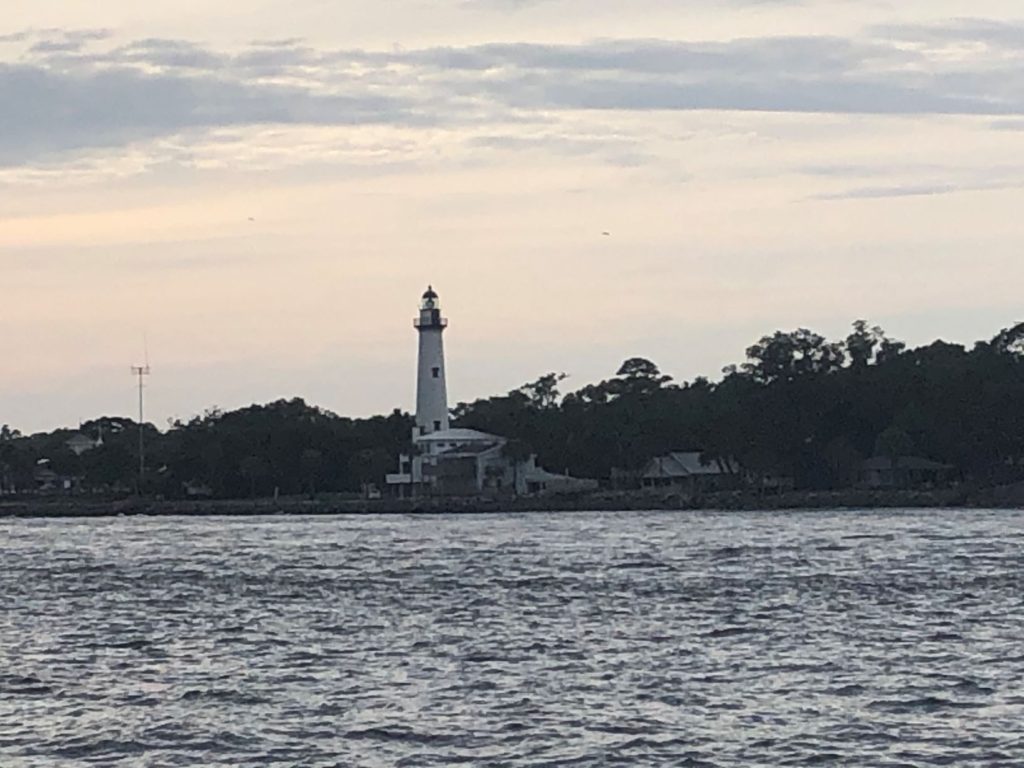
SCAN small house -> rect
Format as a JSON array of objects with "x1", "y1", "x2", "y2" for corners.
[{"x1": 641, "y1": 451, "x2": 740, "y2": 496}]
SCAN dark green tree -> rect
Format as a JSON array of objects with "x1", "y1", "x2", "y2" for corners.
[{"x1": 742, "y1": 329, "x2": 846, "y2": 383}]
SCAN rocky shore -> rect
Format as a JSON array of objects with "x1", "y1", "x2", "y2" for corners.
[{"x1": 4, "y1": 483, "x2": 1024, "y2": 518}]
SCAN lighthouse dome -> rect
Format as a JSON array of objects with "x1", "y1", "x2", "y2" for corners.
[{"x1": 420, "y1": 285, "x2": 441, "y2": 312}]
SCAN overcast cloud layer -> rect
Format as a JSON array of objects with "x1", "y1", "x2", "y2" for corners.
[
  {"x1": 3, "y1": 20, "x2": 1024, "y2": 168},
  {"x1": 2, "y1": 3, "x2": 1024, "y2": 432}
]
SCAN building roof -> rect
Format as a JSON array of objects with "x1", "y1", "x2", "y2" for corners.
[
  {"x1": 65, "y1": 433, "x2": 101, "y2": 454},
  {"x1": 438, "y1": 442, "x2": 503, "y2": 457},
  {"x1": 416, "y1": 428, "x2": 504, "y2": 444},
  {"x1": 642, "y1": 451, "x2": 737, "y2": 479},
  {"x1": 523, "y1": 466, "x2": 577, "y2": 482}
]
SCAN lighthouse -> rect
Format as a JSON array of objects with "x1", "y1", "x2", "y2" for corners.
[
  {"x1": 414, "y1": 286, "x2": 450, "y2": 437},
  {"x1": 383, "y1": 286, "x2": 598, "y2": 498}
]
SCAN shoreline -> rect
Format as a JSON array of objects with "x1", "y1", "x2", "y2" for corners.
[{"x1": 3, "y1": 485, "x2": 1024, "y2": 518}]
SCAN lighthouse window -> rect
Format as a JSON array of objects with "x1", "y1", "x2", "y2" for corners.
[
  {"x1": 434, "y1": 420, "x2": 442, "y2": 431},
  {"x1": 432, "y1": 367, "x2": 440, "y2": 378}
]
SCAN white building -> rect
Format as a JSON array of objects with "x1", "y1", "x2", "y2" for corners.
[
  {"x1": 386, "y1": 287, "x2": 596, "y2": 498},
  {"x1": 65, "y1": 429, "x2": 103, "y2": 456},
  {"x1": 414, "y1": 286, "x2": 450, "y2": 437}
]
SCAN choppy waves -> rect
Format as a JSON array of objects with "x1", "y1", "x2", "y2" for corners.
[{"x1": 2, "y1": 510, "x2": 1024, "y2": 766}]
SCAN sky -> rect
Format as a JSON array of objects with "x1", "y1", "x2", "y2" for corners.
[{"x1": 3, "y1": 1, "x2": 1024, "y2": 433}]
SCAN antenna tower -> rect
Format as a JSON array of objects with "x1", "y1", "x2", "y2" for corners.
[{"x1": 131, "y1": 361, "x2": 151, "y2": 492}]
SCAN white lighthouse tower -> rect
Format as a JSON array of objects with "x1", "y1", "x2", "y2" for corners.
[
  {"x1": 383, "y1": 286, "x2": 598, "y2": 498},
  {"x1": 414, "y1": 286, "x2": 450, "y2": 437}
]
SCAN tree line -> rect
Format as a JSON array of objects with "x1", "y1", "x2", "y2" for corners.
[
  {"x1": 0, "y1": 403, "x2": 411, "y2": 498},
  {"x1": 4, "y1": 319, "x2": 1024, "y2": 497},
  {"x1": 452, "y1": 320, "x2": 1024, "y2": 489}
]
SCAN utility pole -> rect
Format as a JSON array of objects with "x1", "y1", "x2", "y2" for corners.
[{"x1": 131, "y1": 363, "x2": 151, "y2": 493}]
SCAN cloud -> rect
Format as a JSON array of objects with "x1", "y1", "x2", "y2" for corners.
[
  {"x1": 871, "y1": 17, "x2": 1024, "y2": 49},
  {"x1": 467, "y1": 131, "x2": 656, "y2": 167},
  {"x1": 2, "y1": 22, "x2": 1024, "y2": 169},
  {"x1": 991, "y1": 119, "x2": 1024, "y2": 131},
  {"x1": 30, "y1": 39, "x2": 89, "y2": 54},
  {"x1": 813, "y1": 182, "x2": 1006, "y2": 200},
  {"x1": 802, "y1": 157, "x2": 1024, "y2": 200},
  {"x1": 398, "y1": 36, "x2": 903, "y2": 75},
  {"x1": 0, "y1": 59, "x2": 421, "y2": 168}
]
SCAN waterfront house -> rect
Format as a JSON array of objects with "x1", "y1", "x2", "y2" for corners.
[
  {"x1": 640, "y1": 451, "x2": 740, "y2": 495},
  {"x1": 389, "y1": 425, "x2": 596, "y2": 498}
]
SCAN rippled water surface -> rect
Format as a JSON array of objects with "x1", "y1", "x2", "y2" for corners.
[{"x1": 2, "y1": 510, "x2": 1024, "y2": 766}]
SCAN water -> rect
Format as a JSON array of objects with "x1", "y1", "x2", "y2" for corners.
[{"x1": 1, "y1": 510, "x2": 1023, "y2": 767}]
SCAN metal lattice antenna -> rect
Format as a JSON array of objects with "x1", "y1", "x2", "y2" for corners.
[{"x1": 131, "y1": 343, "x2": 151, "y2": 493}]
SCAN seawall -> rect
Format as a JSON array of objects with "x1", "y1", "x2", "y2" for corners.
[{"x1": 3, "y1": 484, "x2": 1023, "y2": 518}]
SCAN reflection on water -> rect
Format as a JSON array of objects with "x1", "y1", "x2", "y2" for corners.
[{"x1": 2, "y1": 510, "x2": 1023, "y2": 766}]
